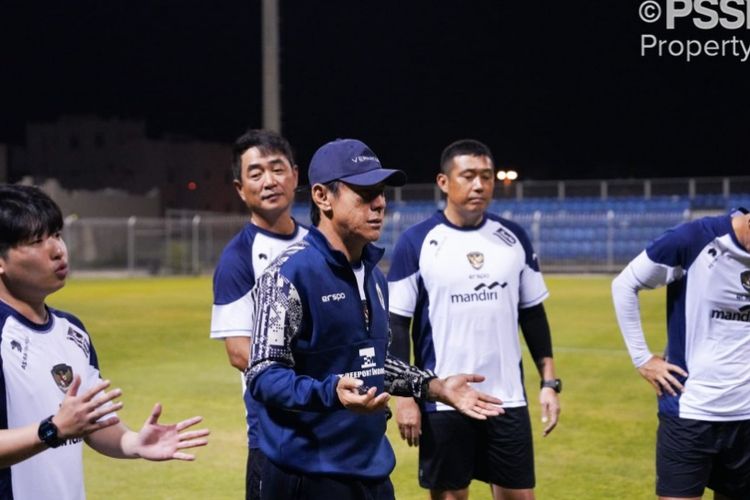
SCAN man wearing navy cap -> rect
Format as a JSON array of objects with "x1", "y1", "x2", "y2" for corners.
[{"x1": 246, "y1": 138, "x2": 503, "y2": 500}]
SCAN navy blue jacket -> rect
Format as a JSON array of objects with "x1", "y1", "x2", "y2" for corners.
[{"x1": 247, "y1": 226, "x2": 434, "y2": 479}]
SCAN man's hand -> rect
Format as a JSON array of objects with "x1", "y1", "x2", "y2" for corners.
[
  {"x1": 130, "y1": 404, "x2": 209, "y2": 461},
  {"x1": 539, "y1": 388, "x2": 560, "y2": 437},
  {"x1": 395, "y1": 397, "x2": 421, "y2": 446},
  {"x1": 637, "y1": 354, "x2": 688, "y2": 397},
  {"x1": 336, "y1": 376, "x2": 390, "y2": 414},
  {"x1": 428, "y1": 374, "x2": 503, "y2": 420},
  {"x1": 53, "y1": 375, "x2": 123, "y2": 440}
]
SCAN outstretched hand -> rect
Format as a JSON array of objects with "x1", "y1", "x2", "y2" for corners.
[
  {"x1": 637, "y1": 354, "x2": 688, "y2": 397},
  {"x1": 133, "y1": 404, "x2": 209, "y2": 461},
  {"x1": 54, "y1": 375, "x2": 123, "y2": 441},
  {"x1": 336, "y1": 376, "x2": 390, "y2": 414},
  {"x1": 429, "y1": 374, "x2": 503, "y2": 420}
]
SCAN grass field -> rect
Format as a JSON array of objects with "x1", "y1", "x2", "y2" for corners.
[{"x1": 48, "y1": 274, "x2": 669, "y2": 499}]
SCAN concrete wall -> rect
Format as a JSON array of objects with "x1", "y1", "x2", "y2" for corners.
[{"x1": 18, "y1": 177, "x2": 162, "y2": 218}]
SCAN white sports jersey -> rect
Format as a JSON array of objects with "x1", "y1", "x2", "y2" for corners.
[
  {"x1": 612, "y1": 211, "x2": 750, "y2": 421},
  {"x1": 210, "y1": 221, "x2": 307, "y2": 448},
  {"x1": 211, "y1": 222, "x2": 308, "y2": 340},
  {"x1": 0, "y1": 301, "x2": 106, "y2": 499},
  {"x1": 387, "y1": 211, "x2": 549, "y2": 410}
]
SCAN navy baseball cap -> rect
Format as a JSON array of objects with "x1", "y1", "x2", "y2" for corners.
[{"x1": 308, "y1": 139, "x2": 407, "y2": 187}]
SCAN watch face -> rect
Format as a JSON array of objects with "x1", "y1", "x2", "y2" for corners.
[{"x1": 39, "y1": 418, "x2": 61, "y2": 447}]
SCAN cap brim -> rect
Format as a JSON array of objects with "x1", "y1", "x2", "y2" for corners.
[{"x1": 339, "y1": 168, "x2": 407, "y2": 187}]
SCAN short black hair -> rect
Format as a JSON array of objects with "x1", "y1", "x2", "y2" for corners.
[
  {"x1": 439, "y1": 139, "x2": 495, "y2": 174},
  {"x1": 232, "y1": 129, "x2": 295, "y2": 182},
  {"x1": 309, "y1": 181, "x2": 340, "y2": 227},
  {"x1": 0, "y1": 184, "x2": 63, "y2": 256}
]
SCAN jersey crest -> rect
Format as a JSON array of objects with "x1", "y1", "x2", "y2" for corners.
[
  {"x1": 741, "y1": 270, "x2": 750, "y2": 292},
  {"x1": 51, "y1": 363, "x2": 74, "y2": 393},
  {"x1": 466, "y1": 251, "x2": 484, "y2": 270}
]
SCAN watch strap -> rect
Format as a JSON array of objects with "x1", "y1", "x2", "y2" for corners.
[{"x1": 540, "y1": 378, "x2": 562, "y2": 393}]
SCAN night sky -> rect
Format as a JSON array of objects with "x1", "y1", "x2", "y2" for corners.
[{"x1": 2, "y1": 1, "x2": 749, "y2": 184}]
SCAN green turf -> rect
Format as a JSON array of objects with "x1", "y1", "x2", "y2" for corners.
[{"x1": 48, "y1": 274, "x2": 668, "y2": 499}]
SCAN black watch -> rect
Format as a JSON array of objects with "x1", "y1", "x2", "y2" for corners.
[
  {"x1": 540, "y1": 378, "x2": 562, "y2": 393},
  {"x1": 38, "y1": 415, "x2": 63, "y2": 448}
]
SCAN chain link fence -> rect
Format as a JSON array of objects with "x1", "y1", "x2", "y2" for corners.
[{"x1": 61, "y1": 176, "x2": 750, "y2": 276}]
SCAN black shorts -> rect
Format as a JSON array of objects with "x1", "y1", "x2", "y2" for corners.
[
  {"x1": 419, "y1": 407, "x2": 535, "y2": 491},
  {"x1": 246, "y1": 447, "x2": 267, "y2": 500},
  {"x1": 656, "y1": 413, "x2": 750, "y2": 498},
  {"x1": 260, "y1": 458, "x2": 395, "y2": 500}
]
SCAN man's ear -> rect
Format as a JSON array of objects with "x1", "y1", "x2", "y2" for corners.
[
  {"x1": 436, "y1": 173, "x2": 449, "y2": 195},
  {"x1": 311, "y1": 184, "x2": 332, "y2": 213},
  {"x1": 233, "y1": 179, "x2": 247, "y2": 203}
]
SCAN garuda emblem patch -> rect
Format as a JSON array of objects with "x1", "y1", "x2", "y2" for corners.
[
  {"x1": 741, "y1": 270, "x2": 750, "y2": 292},
  {"x1": 51, "y1": 364, "x2": 74, "y2": 393},
  {"x1": 467, "y1": 251, "x2": 485, "y2": 270}
]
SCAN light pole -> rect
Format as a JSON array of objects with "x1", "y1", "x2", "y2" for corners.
[{"x1": 262, "y1": 0, "x2": 281, "y2": 132}]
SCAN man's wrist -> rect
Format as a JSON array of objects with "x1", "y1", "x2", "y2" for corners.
[
  {"x1": 421, "y1": 376, "x2": 439, "y2": 402},
  {"x1": 540, "y1": 378, "x2": 562, "y2": 393},
  {"x1": 38, "y1": 415, "x2": 63, "y2": 448}
]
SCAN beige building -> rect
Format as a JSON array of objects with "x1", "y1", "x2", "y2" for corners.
[{"x1": 20, "y1": 115, "x2": 243, "y2": 214}]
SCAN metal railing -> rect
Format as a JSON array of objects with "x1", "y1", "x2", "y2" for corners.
[
  {"x1": 61, "y1": 176, "x2": 750, "y2": 276},
  {"x1": 63, "y1": 204, "x2": 698, "y2": 276},
  {"x1": 386, "y1": 176, "x2": 750, "y2": 203}
]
